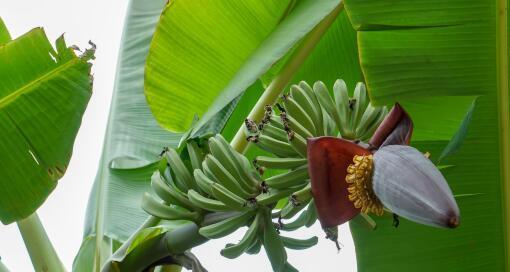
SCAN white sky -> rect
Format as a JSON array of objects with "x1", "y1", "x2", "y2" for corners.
[{"x1": 0, "y1": 1, "x2": 357, "y2": 271}]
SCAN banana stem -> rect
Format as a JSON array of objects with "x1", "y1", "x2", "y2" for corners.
[
  {"x1": 230, "y1": 2, "x2": 344, "y2": 153},
  {"x1": 0, "y1": 259, "x2": 9, "y2": 272},
  {"x1": 17, "y1": 213, "x2": 66, "y2": 272},
  {"x1": 101, "y1": 212, "x2": 238, "y2": 271}
]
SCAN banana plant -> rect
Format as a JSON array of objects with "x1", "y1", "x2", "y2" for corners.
[
  {"x1": 0, "y1": 17, "x2": 94, "y2": 272},
  {"x1": 129, "y1": 0, "x2": 507, "y2": 272}
]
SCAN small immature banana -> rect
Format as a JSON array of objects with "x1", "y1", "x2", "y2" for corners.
[
  {"x1": 262, "y1": 210, "x2": 287, "y2": 272},
  {"x1": 186, "y1": 141, "x2": 205, "y2": 171},
  {"x1": 289, "y1": 85, "x2": 322, "y2": 136},
  {"x1": 332, "y1": 79, "x2": 352, "y2": 138},
  {"x1": 280, "y1": 198, "x2": 310, "y2": 220},
  {"x1": 187, "y1": 189, "x2": 230, "y2": 212},
  {"x1": 203, "y1": 155, "x2": 252, "y2": 199},
  {"x1": 141, "y1": 193, "x2": 200, "y2": 222},
  {"x1": 165, "y1": 148, "x2": 196, "y2": 192},
  {"x1": 284, "y1": 97, "x2": 316, "y2": 136},
  {"x1": 279, "y1": 201, "x2": 316, "y2": 231},
  {"x1": 215, "y1": 134, "x2": 259, "y2": 190},
  {"x1": 211, "y1": 183, "x2": 249, "y2": 210},
  {"x1": 151, "y1": 172, "x2": 196, "y2": 211},
  {"x1": 350, "y1": 82, "x2": 369, "y2": 131},
  {"x1": 281, "y1": 235, "x2": 318, "y2": 250},
  {"x1": 355, "y1": 104, "x2": 383, "y2": 138},
  {"x1": 221, "y1": 211, "x2": 262, "y2": 259},
  {"x1": 313, "y1": 81, "x2": 341, "y2": 131},
  {"x1": 287, "y1": 132, "x2": 307, "y2": 157},
  {"x1": 291, "y1": 183, "x2": 312, "y2": 206},
  {"x1": 269, "y1": 114, "x2": 285, "y2": 130},
  {"x1": 281, "y1": 112, "x2": 314, "y2": 139},
  {"x1": 199, "y1": 210, "x2": 256, "y2": 239},
  {"x1": 305, "y1": 200, "x2": 318, "y2": 227},
  {"x1": 298, "y1": 81, "x2": 325, "y2": 137},
  {"x1": 245, "y1": 237, "x2": 262, "y2": 255},
  {"x1": 193, "y1": 169, "x2": 214, "y2": 196},
  {"x1": 261, "y1": 123, "x2": 288, "y2": 142},
  {"x1": 253, "y1": 156, "x2": 307, "y2": 170},
  {"x1": 265, "y1": 165, "x2": 309, "y2": 189},
  {"x1": 359, "y1": 106, "x2": 388, "y2": 141},
  {"x1": 256, "y1": 186, "x2": 306, "y2": 206},
  {"x1": 253, "y1": 134, "x2": 299, "y2": 158}
]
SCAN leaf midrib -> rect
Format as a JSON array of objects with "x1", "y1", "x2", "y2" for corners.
[
  {"x1": 497, "y1": 0, "x2": 510, "y2": 270},
  {"x1": 0, "y1": 58, "x2": 81, "y2": 109}
]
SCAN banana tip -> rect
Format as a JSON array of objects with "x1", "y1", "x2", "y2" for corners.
[{"x1": 447, "y1": 215, "x2": 460, "y2": 229}]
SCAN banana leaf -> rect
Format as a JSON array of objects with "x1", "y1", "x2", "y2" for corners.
[
  {"x1": 343, "y1": 1, "x2": 509, "y2": 271},
  {"x1": 144, "y1": 0, "x2": 342, "y2": 134},
  {"x1": 0, "y1": 20, "x2": 93, "y2": 224},
  {"x1": 72, "y1": 1, "x2": 181, "y2": 270}
]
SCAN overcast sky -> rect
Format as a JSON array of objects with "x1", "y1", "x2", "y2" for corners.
[{"x1": 0, "y1": 1, "x2": 357, "y2": 271}]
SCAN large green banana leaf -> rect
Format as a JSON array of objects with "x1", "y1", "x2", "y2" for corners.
[
  {"x1": 0, "y1": 20, "x2": 93, "y2": 224},
  {"x1": 72, "y1": 1, "x2": 181, "y2": 270},
  {"x1": 343, "y1": 0, "x2": 509, "y2": 271},
  {"x1": 145, "y1": 0, "x2": 341, "y2": 134}
]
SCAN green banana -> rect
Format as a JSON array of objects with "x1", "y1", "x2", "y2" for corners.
[
  {"x1": 284, "y1": 97, "x2": 316, "y2": 136},
  {"x1": 203, "y1": 154, "x2": 252, "y2": 198},
  {"x1": 289, "y1": 85, "x2": 322, "y2": 135},
  {"x1": 211, "y1": 183, "x2": 248, "y2": 210},
  {"x1": 165, "y1": 148, "x2": 196, "y2": 192},
  {"x1": 299, "y1": 81, "x2": 325, "y2": 137},
  {"x1": 256, "y1": 186, "x2": 306, "y2": 206},
  {"x1": 186, "y1": 141, "x2": 205, "y2": 171},
  {"x1": 208, "y1": 137, "x2": 257, "y2": 194},
  {"x1": 254, "y1": 156, "x2": 307, "y2": 169},
  {"x1": 265, "y1": 165, "x2": 309, "y2": 189},
  {"x1": 215, "y1": 134, "x2": 259, "y2": 190},
  {"x1": 279, "y1": 209, "x2": 309, "y2": 232},
  {"x1": 291, "y1": 183, "x2": 312, "y2": 206},
  {"x1": 282, "y1": 113, "x2": 314, "y2": 139},
  {"x1": 245, "y1": 237, "x2": 262, "y2": 255},
  {"x1": 188, "y1": 189, "x2": 230, "y2": 212},
  {"x1": 254, "y1": 134, "x2": 298, "y2": 158},
  {"x1": 221, "y1": 211, "x2": 262, "y2": 259},
  {"x1": 279, "y1": 201, "x2": 316, "y2": 231},
  {"x1": 305, "y1": 200, "x2": 318, "y2": 227},
  {"x1": 351, "y1": 82, "x2": 369, "y2": 131},
  {"x1": 332, "y1": 79, "x2": 352, "y2": 138},
  {"x1": 287, "y1": 132, "x2": 307, "y2": 157},
  {"x1": 269, "y1": 114, "x2": 285, "y2": 130},
  {"x1": 282, "y1": 262, "x2": 299, "y2": 272},
  {"x1": 199, "y1": 210, "x2": 256, "y2": 239},
  {"x1": 261, "y1": 123, "x2": 288, "y2": 142},
  {"x1": 322, "y1": 110, "x2": 337, "y2": 136},
  {"x1": 281, "y1": 235, "x2": 318, "y2": 250},
  {"x1": 313, "y1": 81, "x2": 341, "y2": 132},
  {"x1": 355, "y1": 104, "x2": 383, "y2": 138},
  {"x1": 262, "y1": 210, "x2": 287, "y2": 272},
  {"x1": 193, "y1": 169, "x2": 214, "y2": 196},
  {"x1": 151, "y1": 172, "x2": 196, "y2": 211},
  {"x1": 141, "y1": 193, "x2": 200, "y2": 222},
  {"x1": 280, "y1": 198, "x2": 310, "y2": 220},
  {"x1": 359, "y1": 106, "x2": 388, "y2": 141}
]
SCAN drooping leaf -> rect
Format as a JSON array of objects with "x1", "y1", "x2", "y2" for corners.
[
  {"x1": 145, "y1": 0, "x2": 342, "y2": 133},
  {"x1": 73, "y1": 0, "x2": 179, "y2": 270},
  {"x1": 0, "y1": 25, "x2": 93, "y2": 224},
  {"x1": 344, "y1": 0, "x2": 509, "y2": 271},
  {"x1": 0, "y1": 18, "x2": 11, "y2": 44}
]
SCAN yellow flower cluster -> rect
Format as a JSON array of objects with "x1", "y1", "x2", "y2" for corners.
[{"x1": 346, "y1": 155, "x2": 384, "y2": 216}]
